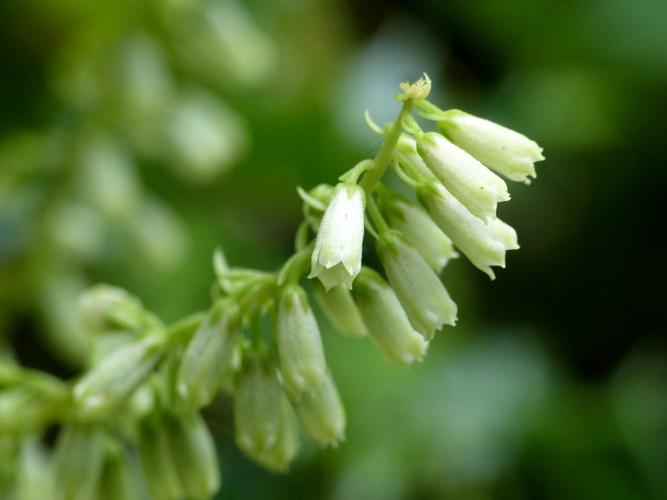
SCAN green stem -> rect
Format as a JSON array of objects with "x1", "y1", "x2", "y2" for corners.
[
  {"x1": 366, "y1": 195, "x2": 389, "y2": 235},
  {"x1": 360, "y1": 99, "x2": 415, "y2": 194}
]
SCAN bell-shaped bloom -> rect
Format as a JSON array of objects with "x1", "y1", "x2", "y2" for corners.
[
  {"x1": 352, "y1": 268, "x2": 428, "y2": 365},
  {"x1": 294, "y1": 371, "x2": 346, "y2": 447},
  {"x1": 96, "y1": 444, "x2": 141, "y2": 500},
  {"x1": 313, "y1": 282, "x2": 367, "y2": 338},
  {"x1": 382, "y1": 195, "x2": 458, "y2": 273},
  {"x1": 177, "y1": 300, "x2": 240, "y2": 409},
  {"x1": 276, "y1": 285, "x2": 327, "y2": 400},
  {"x1": 377, "y1": 230, "x2": 458, "y2": 338},
  {"x1": 73, "y1": 336, "x2": 165, "y2": 417},
  {"x1": 164, "y1": 412, "x2": 220, "y2": 499},
  {"x1": 52, "y1": 423, "x2": 105, "y2": 500},
  {"x1": 437, "y1": 110, "x2": 544, "y2": 184},
  {"x1": 418, "y1": 181, "x2": 516, "y2": 279},
  {"x1": 487, "y1": 218, "x2": 520, "y2": 250},
  {"x1": 309, "y1": 183, "x2": 365, "y2": 290},
  {"x1": 234, "y1": 359, "x2": 299, "y2": 472},
  {"x1": 417, "y1": 132, "x2": 509, "y2": 221}
]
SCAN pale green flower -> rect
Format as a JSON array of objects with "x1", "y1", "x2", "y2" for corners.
[
  {"x1": 310, "y1": 183, "x2": 365, "y2": 290},
  {"x1": 418, "y1": 181, "x2": 516, "y2": 279},
  {"x1": 177, "y1": 300, "x2": 240, "y2": 408},
  {"x1": 313, "y1": 282, "x2": 367, "y2": 338},
  {"x1": 382, "y1": 194, "x2": 458, "y2": 273},
  {"x1": 438, "y1": 110, "x2": 544, "y2": 184},
  {"x1": 294, "y1": 371, "x2": 346, "y2": 447},
  {"x1": 276, "y1": 285, "x2": 328, "y2": 400},
  {"x1": 353, "y1": 268, "x2": 428, "y2": 365},
  {"x1": 234, "y1": 359, "x2": 299, "y2": 472},
  {"x1": 377, "y1": 230, "x2": 457, "y2": 337},
  {"x1": 417, "y1": 132, "x2": 509, "y2": 221}
]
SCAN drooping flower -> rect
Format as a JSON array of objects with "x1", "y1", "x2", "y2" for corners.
[
  {"x1": 276, "y1": 285, "x2": 327, "y2": 400},
  {"x1": 377, "y1": 230, "x2": 457, "y2": 338},
  {"x1": 437, "y1": 110, "x2": 544, "y2": 184},
  {"x1": 73, "y1": 336, "x2": 165, "y2": 417},
  {"x1": 418, "y1": 181, "x2": 518, "y2": 279},
  {"x1": 234, "y1": 359, "x2": 299, "y2": 472},
  {"x1": 293, "y1": 370, "x2": 346, "y2": 447},
  {"x1": 309, "y1": 182, "x2": 365, "y2": 290},
  {"x1": 417, "y1": 132, "x2": 509, "y2": 221},
  {"x1": 313, "y1": 282, "x2": 367, "y2": 338},
  {"x1": 352, "y1": 268, "x2": 428, "y2": 365},
  {"x1": 381, "y1": 193, "x2": 458, "y2": 273},
  {"x1": 177, "y1": 300, "x2": 240, "y2": 409}
]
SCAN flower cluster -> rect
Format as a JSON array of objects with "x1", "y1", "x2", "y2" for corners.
[{"x1": 0, "y1": 76, "x2": 543, "y2": 499}]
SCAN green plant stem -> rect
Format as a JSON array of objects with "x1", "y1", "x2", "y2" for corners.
[
  {"x1": 360, "y1": 99, "x2": 415, "y2": 195},
  {"x1": 366, "y1": 195, "x2": 389, "y2": 235}
]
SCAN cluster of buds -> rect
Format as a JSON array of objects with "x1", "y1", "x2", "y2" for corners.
[{"x1": 0, "y1": 76, "x2": 544, "y2": 499}]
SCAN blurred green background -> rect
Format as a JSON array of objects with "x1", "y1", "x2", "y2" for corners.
[{"x1": 1, "y1": 0, "x2": 665, "y2": 499}]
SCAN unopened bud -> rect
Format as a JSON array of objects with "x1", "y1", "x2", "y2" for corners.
[
  {"x1": 381, "y1": 194, "x2": 458, "y2": 273},
  {"x1": 234, "y1": 359, "x2": 299, "y2": 472},
  {"x1": 138, "y1": 415, "x2": 184, "y2": 500},
  {"x1": 52, "y1": 423, "x2": 105, "y2": 500},
  {"x1": 73, "y1": 336, "x2": 165, "y2": 417},
  {"x1": 177, "y1": 300, "x2": 240, "y2": 409},
  {"x1": 352, "y1": 268, "x2": 427, "y2": 365},
  {"x1": 78, "y1": 284, "x2": 160, "y2": 333},
  {"x1": 377, "y1": 230, "x2": 457, "y2": 338},
  {"x1": 165, "y1": 411, "x2": 220, "y2": 499},
  {"x1": 276, "y1": 285, "x2": 327, "y2": 400},
  {"x1": 294, "y1": 371, "x2": 346, "y2": 447},
  {"x1": 313, "y1": 282, "x2": 367, "y2": 338}
]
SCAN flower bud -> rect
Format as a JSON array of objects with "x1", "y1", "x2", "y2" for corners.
[
  {"x1": 234, "y1": 359, "x2": 299, "y2": 472},
  {"x1": 294, "y1": 371, "x2": 346, "y2": 447},
  {"x1": 276, "y1": 285, "x2": 327, "y2": 400},
  {"x1": 377, "y1": 230, "x2": 457, "y2": 338},
  {"x1": 313, "y1": 282, "x2": 367, "y2": 338},
  {"x1": 395, "y1": 134, "x2": 438, "y2": 182},
  {"x1": 381, "y1": 195, "x2": 458, "y2": 273},
  {"x1": 417, "y1": 132, "x2": 509, "y2": 221},
  {"x1": 97, "y1": 443, "x2": 141, "y2": 500},
  {"x1": 310, "y1": 182, "x2": 365, "y2": 290},
  {"x1": 164, "y1": 412, "x2": 220, "y2": 499},
  {"x1": 52, "y1": 423, "x2": 105, "y2": 500},
  {"x1": 418, "y1": 181, "x2": 510, "y2": 279},
  {"x1": 16, "y1": 437, "x2": 53, "y2": 500},
  {"x1": 78, "y1": 284, "x2": 160, "y2": 333},
  {"x1": 177, "y1": 300, "x2": 240, "y2": 409},
  {"x1": 437, "y1": 110, "x2": 544, "y2": 184},
  {"x1": 352, "y1": 268, "x2": 427, "y2": 365},
  {"x1": 73, "y1": 336, "x2": 165, "y2": 418},
  {"x1": 138, "y1": 415, "x2": 184, "y2": 500}
]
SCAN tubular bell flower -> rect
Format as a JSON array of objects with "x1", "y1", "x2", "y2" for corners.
[
  {"x1": 177, "y1": 300, "x2": 240, "y2": 409},
  {"x1": 352, "y1": 268, "x2": 428, "y2": 365},
  {"x1": 276, "y1": 285, "x2": 328, "y2": 400},
  {"x1": 437, "y1": 110, "x2": 544, "y2": 184},
  {"x1": 313, "y1": 282, "x2": 367, "y2": 338},
  {"x1": 234, "y1": 359, "x2": 299, "y2": 472},
  {"x1": 309, "y1": 182, "x2": 365, "y2": 290},
  {"x1": 418, "y1": 181, "x2": 517, "y2": 279},
  {"x1": 381, "y1": 194, "x2": 458, "y2": 273},
  {"x1": 417, "y1": 132, "x2": 509, "y2": 221},
  {"x1": 293, "y1": 371, "x2": 346, "y2": 447},
  {"x1": 377, "y1": 230, "x2": 457, "y2": 337}
]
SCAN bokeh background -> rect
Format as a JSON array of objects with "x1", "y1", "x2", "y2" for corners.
[{"x1": 1, "y1": 0, "x2": 666, "y2": 499}]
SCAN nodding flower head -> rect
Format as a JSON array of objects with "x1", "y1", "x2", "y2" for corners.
[{"x1": 309, "y1": 183, "x2": 365, "y2": 291}]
